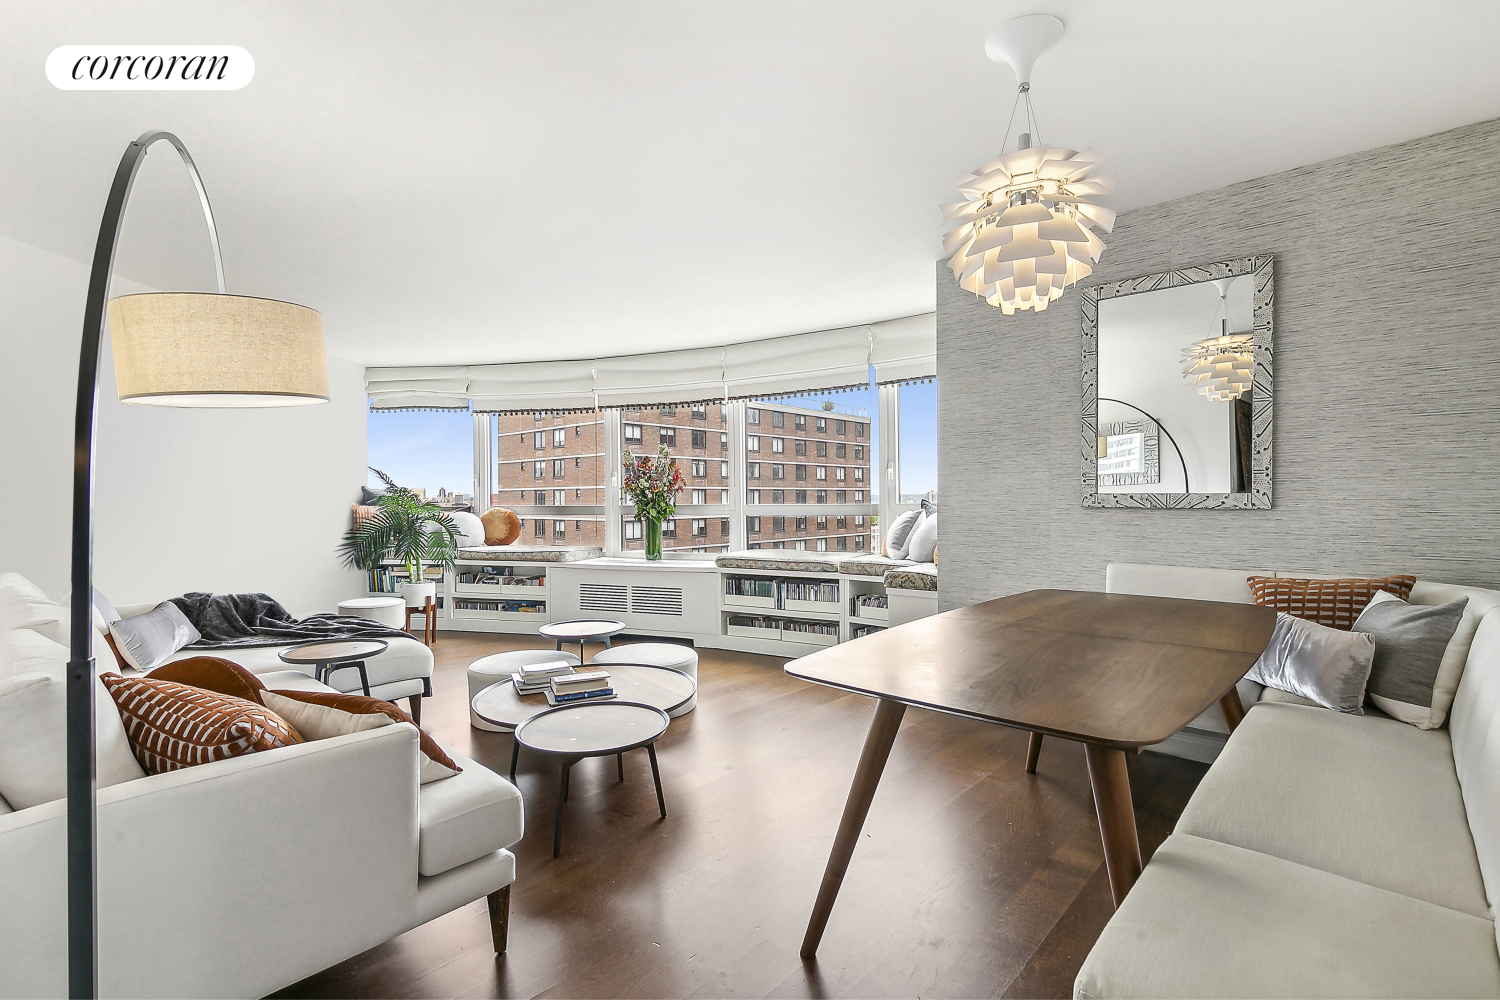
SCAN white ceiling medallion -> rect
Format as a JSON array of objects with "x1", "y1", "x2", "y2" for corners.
[
  {"x1": 1182, "y1": 277, "x2": 1254, "y2": 401},
  {"x1": 941, "y1": 14, "x2": 1115, "y2": 315}
]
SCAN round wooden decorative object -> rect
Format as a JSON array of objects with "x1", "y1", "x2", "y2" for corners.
[{"x1": 480, "y1": 506, "x2": 521, "y2": 545}]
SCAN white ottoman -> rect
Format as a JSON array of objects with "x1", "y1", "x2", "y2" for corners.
[
  {"x1": 338, "y1": 596, "x2": 405, "y2": 629},
  {"x1": 467, "y1": 649, "x2": 582, "y2": 731},
  {"x1": 591, "y1": 642, "x2": 698, "y2": 717}
]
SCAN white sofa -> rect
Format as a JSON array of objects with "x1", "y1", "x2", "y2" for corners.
[
  {"x1": 0, "y1": 575, "x2": 523, "y2": 999},
  {"x1": 115, "y1": 597, "x2": 435, "y2": 723},
  {"x1": 1076, "y1": 563, "x2": 1500, "y2": 998}
]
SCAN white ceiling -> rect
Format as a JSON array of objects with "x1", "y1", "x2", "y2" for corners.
[{"x1": 4, "y1": 1, "x2": 1499, "y2": 367}]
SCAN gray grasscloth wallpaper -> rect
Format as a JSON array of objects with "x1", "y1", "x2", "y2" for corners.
[{"x1": 938, "y1": 117, "x2": 1500, "y2": 610}]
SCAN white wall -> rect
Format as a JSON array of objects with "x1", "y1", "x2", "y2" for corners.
[{"x1": 0, "y1": 234, "x2": 367, "y2": 616}]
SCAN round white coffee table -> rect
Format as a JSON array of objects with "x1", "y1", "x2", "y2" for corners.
[{"x1": 538, "y1": 618, "x2": 625, "y2": 661}]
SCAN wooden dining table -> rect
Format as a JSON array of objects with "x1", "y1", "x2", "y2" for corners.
[{"x1": 787, "y1": 588, "x2": 1275, "y2": 959}]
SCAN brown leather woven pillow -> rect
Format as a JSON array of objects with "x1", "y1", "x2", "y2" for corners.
[
  {"x1": 100, "y1": 674, "x2": 303, "y2": 774},
  {"x1": 480, "y1": 506, "x2": 521, "y2": 545},
  {"x1": 1246, "y1": 575, "x2": 1417, "y2": 631},
  {"x1": 148, "y1": 656, "x2": 266, "y2": 704}
]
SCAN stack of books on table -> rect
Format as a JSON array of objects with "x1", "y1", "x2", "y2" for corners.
[
  {"x1": 546, "y1": 669, "x2": 615, "y2": 706},
  {"x1": 512, "y1": 660, "x2": 578, "y2": 696}
]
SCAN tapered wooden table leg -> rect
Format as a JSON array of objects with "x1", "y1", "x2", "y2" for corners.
[
  {"x1": 1084, "y1": 744, "x2": 1142, "y2": 907},
  {"x1": 799, "y1": 697, "x2": 907, "y2": 959},
  {"x1": 1219, "y1": 687, "x2": 1246, "y2": 732},
  {"x1": 1025, "y1": 731, "x2": 1043, "y2": 773}
]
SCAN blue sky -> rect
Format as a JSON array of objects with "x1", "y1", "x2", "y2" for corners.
[
  {"x1": 366, "y1": 408, "x2": 475, "y2": 495},
  {"x1": 898, "y1": 380, "x2": 938, "y2": 498}
]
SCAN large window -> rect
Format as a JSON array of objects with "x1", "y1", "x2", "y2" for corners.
[
  {"x1": 741, "y1": 384, "x2": 877, "y2": 554},
  {"x1": 618, "y1": 401, "x2": 733, "y2": 555},
  {"x1": 897, "y1": 381, "x2": 938, "y2": 504},
  {"x1": 410, "y1": 364, "x2": 930, "y2": 560},
  {"x1": 365, "y1": 407, "x2": 474, "y2": 508},
  {"x1": 496, "y1": 412, "x2": 606, "y2": 547}
]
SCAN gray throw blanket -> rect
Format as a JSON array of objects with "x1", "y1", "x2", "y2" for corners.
[{"x1": 171, "y1": 592, "x2": 412, "y2": 650}]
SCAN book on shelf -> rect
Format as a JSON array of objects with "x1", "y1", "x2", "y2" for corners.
[
  {"x1": 725, "y1": 576, "x2": 776, "y2": 599},
  {"x1": 544, "y1": 687, "x2": 616, "y2": 706},
  {"x1": 728, "y1": 614, "x2": 779, "y2": 630},
  {"x1": 854, "y1": 594, "x2": 888, "y2": 609},
  {"x1": 780, "y1": 579, "x2": 839, "y2": 605}
]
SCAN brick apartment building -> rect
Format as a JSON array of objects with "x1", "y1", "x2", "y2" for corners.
[{"x1": 493, "y1": 399, "x2": 872, "y2": 553}]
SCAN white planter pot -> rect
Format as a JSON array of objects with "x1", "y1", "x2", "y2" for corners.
[{"x1": 401, "y1": 581, "x2": 437, "y2": 608}]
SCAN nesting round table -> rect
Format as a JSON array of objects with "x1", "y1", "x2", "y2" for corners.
[
  {"x1": 515, "y1": 701, "x2": 670, "y2": 857},
  {"x1": 278, "y1": 639, "x2": 388, "y2": 696},
  {"x1": 470, "y1": 662, "x2": 696, "y2": 772},
  {"x1": 537, "y1": 618, "x2": 625, "y2": 661}
]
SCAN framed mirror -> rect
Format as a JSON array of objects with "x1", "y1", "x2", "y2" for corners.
[{"x1": 1081, "y1": 253, "x2": 1273, "y2": 508}]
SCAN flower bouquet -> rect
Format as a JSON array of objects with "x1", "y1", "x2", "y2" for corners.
[{"x1": 621, "y1": 445, "x2": 686, "y2": 560}]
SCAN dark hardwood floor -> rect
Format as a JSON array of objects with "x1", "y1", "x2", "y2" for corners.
[{"x1": 275, "y1": 631, "x2": 1208, "y2": 1000}]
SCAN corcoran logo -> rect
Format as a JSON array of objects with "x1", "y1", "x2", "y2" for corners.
[{"x1": 46, "y1": 46, "x2": 254, "y2": 90}]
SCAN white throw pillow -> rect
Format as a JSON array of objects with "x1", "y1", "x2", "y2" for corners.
[
  {"x1": 906, "y1": 513, "x2": 938, "y2": 563},
  {"x1": 1245, "y1": 612, "x2": 1376, "y2": 714},
  {"x1": 0, "y1": 633, "x2": 147, "y2": 809},
  {"x1": 884, "y1": 510, "x2": 922, "y2": 559},
  {"x1": 448, "y1": 511, "x2": 487, "y2": 548},
  {"x1": 260, "y1": 689, "x2": 460, "y2": 783},
  {"x1": 108, "y1": 603, "x2": 202, "y2": 671}
]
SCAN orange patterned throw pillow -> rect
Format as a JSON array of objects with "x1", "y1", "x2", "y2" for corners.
[
  {"x1": 100, "y1": 674, "x2": 303, "y2": 774},
  {"x1": 1246, "y1": 575, "x2": 1417, "y2": 631}
]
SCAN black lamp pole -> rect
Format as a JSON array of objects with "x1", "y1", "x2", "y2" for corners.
[{"x1": 67, "y1": 130, "x2": 225, "y2": 999}]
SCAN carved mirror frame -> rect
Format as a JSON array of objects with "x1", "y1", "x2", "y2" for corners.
[{"x1": 1081, "y1": 252, "x2": 1273, "y2": 509}]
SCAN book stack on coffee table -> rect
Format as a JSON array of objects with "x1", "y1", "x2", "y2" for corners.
[
  {"x1": 546, "y1": 669, "x2": 615, "y2": 705},
  {"x1": 512, "y1": 660, "x2": 578, "y2": 696}
]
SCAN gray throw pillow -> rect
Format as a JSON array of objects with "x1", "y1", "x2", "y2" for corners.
[
  {"x1": 1352, "y1": 592, "x2": 1468, "y2": 730},
  {"x1": 884, "y1": 509, "x2": 922, "y2": 559},
  {"x1": 1246, "y1": 612, "x2": 1376, "y2": 714},
  {"x1": 107, "y1": 603, "x2": 201, "y2": 671}
]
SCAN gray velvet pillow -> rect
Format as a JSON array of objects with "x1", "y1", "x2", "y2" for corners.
[
  {"x1": 107, "y1": 603, "x2": 201, "y2": 671},
  {"x1": 884, "y1": 509, "x2": 922, "y2": 559},
  {"x1": 1352, "y1": 593, "x2": 1468, "y2": 729},
  {"x1": 1246, "y1": 612, "x2": 1376, "y2": 714}
]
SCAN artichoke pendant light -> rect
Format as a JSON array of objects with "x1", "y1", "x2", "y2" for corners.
[
  {"x1": 941, "y1": 14, "x2": 1114, "y2": 315},
  {"x1": 1181, "y1": 277, "x2": 1254, "y2": 401}
]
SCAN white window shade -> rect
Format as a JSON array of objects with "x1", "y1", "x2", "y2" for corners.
[
  {"x1": 366, "y1": 366, "x2": 469, "y2": 411},
  {"x1": 722, "y1": 326, "x2": 871, "y2": 400},
  {"x1": 365, "y1": 314, "x2": 931, "y2": 411},
  {"x1": 592, "y1": 345, "x2": 725, "y2": 408},
  {"x1": 468, "y1": 359, "x2": 596, "y2": 412},
  {"x1": 870, "y1": 314, "x2": 936, "y2": 384}
]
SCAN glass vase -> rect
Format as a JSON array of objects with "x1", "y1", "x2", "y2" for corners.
[{"x1": 644, "y1": 517, "x2": 663, "y2": 561}]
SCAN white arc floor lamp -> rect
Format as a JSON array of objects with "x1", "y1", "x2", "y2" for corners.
[{"x1": 67, "y1": 130, "x2": 326, "y2": 998}]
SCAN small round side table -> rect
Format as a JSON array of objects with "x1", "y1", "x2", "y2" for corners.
[
  {"x1": 538, "y1": 618, "x2": 625, "y2": 661},
  {"x1": 514, "y1": 701, "x2": 670, "y2": 857},
  {"x1": 278, "y1": 639, "x2": 389, "y2": 697}
]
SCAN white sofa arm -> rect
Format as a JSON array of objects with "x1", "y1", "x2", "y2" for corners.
[{"x1": 0, "y1": 724, "x2": 421, "y2": 1000}]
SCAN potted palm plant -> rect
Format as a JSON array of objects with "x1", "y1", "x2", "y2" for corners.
[
  {"x1": 339, "y1": 468, "x2": 460, "y2": 606},
  {"x1": 621, "y1": 445, "x2": 686, "y2": 561}
]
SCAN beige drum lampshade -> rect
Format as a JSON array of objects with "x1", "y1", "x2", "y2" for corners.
[{"x1": 107, "y1": 292, "x2": 328, "y2": 406}]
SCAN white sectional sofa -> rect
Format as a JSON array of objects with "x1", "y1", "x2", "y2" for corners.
[
  {"x1": 115, "y1": 596, "x2": 435, "y2": 721},
  {"x1": 0, "y1": 575, "x2": 522, "y2": 999},
  {"x1": 1076, "y1": 564, "x2": 1500, "y2": 999}
]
